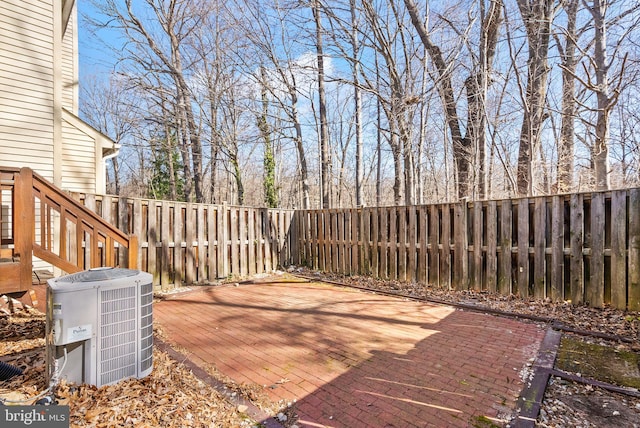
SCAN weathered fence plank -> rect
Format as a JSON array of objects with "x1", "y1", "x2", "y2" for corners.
[
  {"x1": 453, "y1": 203, "x2": 467, "y2": 290},
  {"x1": 570, "y1": 194, "x2": 584, "y2": 305},
  {"x1": 473, "y1": 202, "x2": 482, "y2": 291},
  {"x1": 369, "y1": 208, "x2": 377, "y2": 277},
  {"x1": 610, "y1": 191, "x2": 626, "y2": 309},
  {"x1": 589, "y1": 193, "x2": 605, "y2": 307},
  {"x1": 629, "y1": 189, "x2": 640, "y2": 311},
  {"x1": 550, "y1": 196, "x2": 564, "y2": 302},
  {"x1": 486, "y1": 201, "x2": 497, "y2": 292},
  {"x1": 429, "y1": 205, "x2": 439, "y2": 286},
  {"x1": 417, "y1": 205, "x2": 427, "y2": 284},
  {"x1": 534, "y1": 198, "x2": 546, "y2": 299},
  {"x1": 517, "y1": 199, "x2": 529, "y2": 298},
  {"x1": 408, "y1": 205, "x2": 417, "y2": 283},
  {"x1": 499, "y1": 199, "x2": 512, "y2": 295},
  {"x1": 440, "y1": 205, "x2": 451, "y2": 290}
]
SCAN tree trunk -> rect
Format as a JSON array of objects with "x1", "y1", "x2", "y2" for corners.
[
  {"x1": 313, "y1": 0, "x2": 331, "y2": 208},
  {"x1": 404, "y1": 0, "x2": 501, "y2": 201},
  {"x1": 290, "y1": 89, "x2": 310, "y2": 209},
  {"x1": 590, "y1": 0, "x2": 611, "y2": 190},
  {"x1": 515, "y1": 0, "x2": 554, "y2": 196},
  {"x1": 350, "y1": 0, "x2": 364, "y2": 207},
  {"x1": 557, "y1": 0, "x2": 578, "y2": 193},
  {"x1": 259, "y1": 68, "x2": 278, "y2": 208}
]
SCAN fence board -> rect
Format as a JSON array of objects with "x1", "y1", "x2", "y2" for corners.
[
  {"x1": 310, "y1": 211, "x2": 318, "y2": 270},
  {"x1": 333, "y1": 210, "x2": 340, "y2": 273},
  {"x1": 499, "y1": 199, "x2": 512, "y2": 295},
  {"x1": 517, "y1": 199, "x2": 529, "y2": 298},
  {"x1": 534, "y1": 198, "x2": 546, "y2": 299},
  {"x1": 161, "y1": 202, "x2": 170, "y2": 288},
  {"x1": 316, "y1": 211, "x2": 322, "y2": 270},
  {"x1": 570, "y1": 194, "x2": 584, "y2": 304},
  {"x1": 174, "y1": 203, "x2": 184, "y2": 286},
  {"x1": 440, "y1": 205, "x2": 451, "y2": 289},
  {"x1": 473, "y1": 202, "x2": 482, "y2": 291},
  {"x1": 379, "y1": 208, "x2": 387, "y2": 279},
  {"x1": 629, "y1": 189, "x2": 640, "y2": 311},
  {"x1": 453, "y1": 203, "x2": 467, "y2": 290},
  {"x1": 429, "y1": 205, "x2": 439, "y2": 286},
  {"x1": 369, "y1": 208, "x2": 377, "y2": 277},
  {"x1": 408, "y1": 206, "x2": 417, "y2": 283},
  {"x1": 588, "y1": 193, "x2": 605, "y2": 307},
  {"x1": 197, "y1": 205, "x2": 206, "y2": 281},
  {"x1": 324, "y1": 210, "x2": 331, "y2": 272},
  {"x1": 147, "y1": 201, "x2": 158, "y2": 283},
  {"x1": 550, "y1": 196, "x2": 564, "y2": 302},
  {"x1": 610, "y1": 191, "x2": 626, "y2": 309},
  {"x1": 348, "y1": 209, "x2": 356, "y2": 274},
  {"x1": 248, "y1": 209, "x2": 256, "y2": 275},
  {"x1": 418, "y1": 206, "x2": 427, "y2": 284},
  {"x1": 398, "y1": 207, "x2": 407, "y2": 281},
  {"x1": 206, "y1": 206, "x2": 216, "y2": 279},
  {"x1": 185, "y1": 204, "x2": 196, "y2": 284},
  {"x1": 388, "y1": 207, "x2": 397, "y2": 280},
  {"x1": 486, "y1": 201, "x2": 497, "y2": 292}
]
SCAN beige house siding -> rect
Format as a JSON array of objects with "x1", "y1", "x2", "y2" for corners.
[
  {"x1": 62, "y1": 109, "x2": 115, "y2": 194},
  {"x1": 0, "y1": 0, "x2": 55, "y2": 181},
  {"x1": 62, "y1": 117, "x2": 96, "y2": 193},
  {"x1": 61, "y1": 3, "x2": 77, "y2": 113}
]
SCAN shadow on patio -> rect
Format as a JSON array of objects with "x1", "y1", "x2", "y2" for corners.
[{"x1": 154, "y1": 278, "x2": 545, "y2": 427}]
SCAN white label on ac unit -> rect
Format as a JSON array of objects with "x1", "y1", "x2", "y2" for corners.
[
  {"x1": 53, "y1": 303, "x2": 62, "y2": 315},
  {"x1": 67, "y1": 324, "x2": 92, "y2": 342}
]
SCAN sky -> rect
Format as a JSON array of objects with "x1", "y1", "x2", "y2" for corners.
[{"x1": 76, "y1": 2, "x2": 123, "y2": 85}]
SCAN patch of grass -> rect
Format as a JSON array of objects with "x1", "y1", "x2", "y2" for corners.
[
  {"x1": 556, "y1": 337, "x2": 640, "y2": 389},
  {"x1": 470, "y1": 415, "x2": 501, "y2": 428}
]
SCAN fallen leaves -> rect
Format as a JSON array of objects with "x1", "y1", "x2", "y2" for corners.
[{"x1": 1, "y1": 310, "x2": 256, "y2": 427}]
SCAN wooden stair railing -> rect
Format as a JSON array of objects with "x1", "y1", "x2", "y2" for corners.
[{"x1": 0, "y1": 167, "x2": 138, "y2": 295}]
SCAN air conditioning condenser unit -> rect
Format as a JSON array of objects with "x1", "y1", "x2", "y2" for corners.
[{"x1": 46, "y1": 267, "x2": 153, "y2": 387}]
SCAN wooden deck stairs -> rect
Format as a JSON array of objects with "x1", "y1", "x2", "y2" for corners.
[{"x1": 0, "y1": 167, "x2": 138, "y2": 298}]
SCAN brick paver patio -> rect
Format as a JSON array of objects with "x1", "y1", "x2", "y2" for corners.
[{"x1": 154, "y1": 277, "x2": 546, "y2": 427}]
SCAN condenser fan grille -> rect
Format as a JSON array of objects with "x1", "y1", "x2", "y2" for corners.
[{"x1": 100, "y1": 286, "x2": 138, "y2": 385}]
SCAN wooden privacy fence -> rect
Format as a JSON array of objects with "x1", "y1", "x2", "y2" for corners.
[
  {"x1": 292, "y1": 189, "x2": 640, "y2": 311},
  {"x1": 74, "y1": 194, "x2": 296, "y2": 290}
]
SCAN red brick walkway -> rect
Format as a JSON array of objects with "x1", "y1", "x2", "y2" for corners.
[{"x1": 154, "y1": 278, "x2": 545, "y2": 427}]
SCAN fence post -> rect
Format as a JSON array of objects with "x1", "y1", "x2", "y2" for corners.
[
  {"x1": 15, "y1": 168, "x2": 34, "y2": 291},
  {"x1": 128, "y1": 235, "x2": 138, "y2": 270}
]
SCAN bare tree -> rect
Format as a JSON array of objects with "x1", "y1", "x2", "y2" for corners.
[
  {"x1": 91, "y1": 0, "x2": 209, "y2": 201},
  {"x1": 404, "y1": 0, "x2": 502, "y2": 200},
  {"x1": 554, "y1": 0, "x2": 580, "y2": 193},
  {"x1": 514, "y1": 0, "x2": 555, "y2": 195},
  {"x1": 313, "y1": 0, "x2": 331, "y2": 208},
  {"x1": 80, "y1": 76, "x2": 140, "y2": 194},
  {"x1": 231, "y1": 0, "x2": 312, "y2": 208}
]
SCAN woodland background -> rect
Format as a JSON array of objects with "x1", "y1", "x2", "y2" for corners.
[{"x1": 80, "y1": 0, "x2": 640, "y2": 208}]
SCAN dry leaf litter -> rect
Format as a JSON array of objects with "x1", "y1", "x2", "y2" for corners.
[{"x1": 0, "y1": 303, "x2": 276, "y2": 427}]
